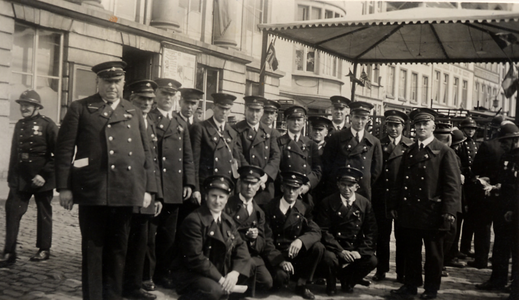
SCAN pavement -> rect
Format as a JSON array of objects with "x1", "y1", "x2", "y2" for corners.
[{"x1": 0, "y1": 197, "x2": 511, "y2": 300}]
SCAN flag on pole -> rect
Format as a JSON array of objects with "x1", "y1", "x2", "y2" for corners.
[
  {"x1": 360, "y1": 68, "x2": 371, "y2": 89},
  {"x1": 265, "y1": 41, "x2": 279, "y2": 71},
  {"x1": 346, "y1": 69, "x2": 364, "y2": 87},
  {"x1": 502, "y1": 63, "x2": 519, "y2": 98}
]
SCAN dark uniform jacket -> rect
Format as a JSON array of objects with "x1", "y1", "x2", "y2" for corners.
[
  {"x1": 191, "y1": 118, "x2": 244, "y2": 191},
  {"x1": 234, "y1": 120, "x2": 281, "y2": 204},
  {"x1": 456, "y1": 136, "x2": 479, "y2": 180},
  {"x1": 134, "y1": 115, "x2": 162, "y2": 214},
  {"x1": 372, "y1": 135, "x2": 413, "y2": 218},
  {"x1": 472, "y1": 138, "x2": 513, "y2": 185},
  {"x1": 55, "y1": 94, "x2": 157, "y2": 206},
  {"x1": 224, "y1": 195, "x2": 282, "y2": 267},
  {"x1": 315, "y1": 192, "x2": 377, "y2": 256},
  {"x1": 149, "y1": 108, "x2": 196, "y2": 204},
  {"x1": 500, "y1": 147, "x2": 519, "y2": 226},
  {"x1": 263, "y1": 197, "x2": 321, "y2": 259},
  {"x1": 8, "y1": 114, "x2": 58, "y2": 193},
  {"x1": 389, "y1": 138, "x2": 461, "y2": 230},
  {"x1": 322, "y1": 129, "x2": 383, "y2": 200},
  {"x1": 179, "y1": 205, "x2": 251, "y2": 282},
  {"x1": 277, "y1": 134, "x2": 322, "y2": 191}
]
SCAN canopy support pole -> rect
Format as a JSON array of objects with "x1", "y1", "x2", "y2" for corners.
[
  {"x1": 259, "y1": 31, "x2": 268, "y2": 97},
  {"x1": 351, "y1": 63, "x2": 358, "y2": 101}
]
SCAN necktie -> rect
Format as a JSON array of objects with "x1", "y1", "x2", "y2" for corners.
[
  {"x1": 355, "y1": 132, "x2": 360, "y2": 143},
  {"x1": 294, "y1": 134, "x2": 298, "y2": 142},
  {"x1": 387, "y1": 140, "x2": 395, "y2": 153},
  {"x1": 420, "y1": 143, "x2": 424, "y2": 150},
  {"x1": 337, "y1": 126, "x2": 341, "y2": 131},
  {"x1": 285, "y1": 205, "x2": 292, "y2": 216}
]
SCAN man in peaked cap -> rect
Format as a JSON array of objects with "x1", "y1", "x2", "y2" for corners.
[
  {"x1": 458, "y1": 117, "x2": 479, "y2": 259},
  {"x1": 56, "y1": 60, "x2": 158, "y2": 299},
  {"x1": 322, "y1": 101, "x2": 382, "y2": 201},
  {"x1": 176, "y1": 175, "x2": 251, "y2": 300},
  {"x1": 276, "y1": 105, "x2": 322, "y2": 213},
  {"x1": 389, "y1": 108, "x2": 461, "y2": 300},
  {"x1": 177, "y1": 88, "x2": 204, "y2": 127},
  {"x1": 0, "y1": 90, "x2": 58, "y2": 268},
  {"x1": 330, "y1": 95, "x2": 351, "y2": 131},
  {"x1": 309, "y1": 116, "x2": 333, "y2": 154},
  {"x1": 261, "y1": 99, "x2": 282, "y2": 139},
  {"x1": 371, "y1": 109, "x2": 413, "y2": 282},
  {"x1": 317, "y1": 167, "x2": 377, "y2": 295},
  {"x1": 123, "y1": 79, "x2": 163, "y2": 299},
  {"x1": 263, "y1": 171, "x2": 325, "y2": 300},
  {"x1": 191, "y1": 93, "x2": 245, "y2": 202},
  {"x1": 147, "y1": 78, "x2": 197, "y2": 288},
  {"x1": 224, "y1": 166, "x2": 282, "y2": 295},
  {"x1": 234, "y1": 95, "x2": 281, "y2": 207}
]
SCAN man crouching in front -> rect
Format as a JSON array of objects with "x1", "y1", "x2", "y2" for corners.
[{"x1": 175, "y1": 175, "x2": 251, "y2": 300}]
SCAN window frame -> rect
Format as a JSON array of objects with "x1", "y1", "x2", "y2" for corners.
[
  {"x1": 442, "y1": 73, "x2": 449, "y2": 105},
  {"x1": 422, "y1": 75, "x2": 429, "y2": 106},
  {"x1": 453, "y1": 77, "x2": 459, "y2": 107},
  {"x1": 196, "y1": 65, "x2": 221, "y2": 120},
  {"x1": 410, "y1": 72, "x2": 418, "y2": 103},
  {"x1": 433, "y1": 70, "x2": 440, "y2": 104},
  {"x1": 386, "y1": 66, "x2": 395, "y2": 98},
  {"x1": 398, "y1": 68, "x2": 407, "y2": 101},
  {"x1": 462, "y1": 80, "x2": 468, "y2": 109}
]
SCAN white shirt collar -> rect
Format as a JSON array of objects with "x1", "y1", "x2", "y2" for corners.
[
  {"x1": 102, "y1": 98, "x2": 120, "y2": 110},
  {"x1": 213, "y1": 117, "x2": 225, "y2": 130},
  {"x1": 351, "y1": 127, "x2": 364, "y2": 141},
  {"x1": 279, "y1": 197, "x2": 295, "y2": 215},
  {"x1": 418, "y1": 135, "x2": 435, "y2": 148},
  {"x1": 332, "y1": 120, "x2": 345, "y2": 130},
  {"x1": 210, "y1": 211, "x2": 222, "y2": 223},
  {"x1": 157, "y1": 107, "x2": 173, "y2": 119},
  {"x1": 340, "y1": 193, "x2": 356, "y2": 207},
  {"x1": 239, "y1": 193, "x2": 253, "y2": 206},
  {"x1": 247, "y1": 122, "x2": 259, "y2": 132},
  {"x1": 179, "y1": 111, "x2": 193, "y2": 124},
  {"x1": 288, "y1": 131, "x2": 300, "y2": 142},
  {"x1": 389, "y1": 135, "x2": 402, "y2": 145}
]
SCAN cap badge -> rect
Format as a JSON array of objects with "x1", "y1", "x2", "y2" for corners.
[
  {"x1": 146, "y1": 83, "x2": 151, "y2": 87},
  {"x1": 168, "y1": 83, "x2": 173, "y2": 87},
  {"x1": 110, "y1": 67, "x2": 116, "y2": 71}
]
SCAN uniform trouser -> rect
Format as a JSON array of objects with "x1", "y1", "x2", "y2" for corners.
[
  {"x1": 374, "y1": 210, "x2": 392, "y2": 274},
  {"x1": 400, "y1": 227, "x2": 445, "y2": 292},
  {"x1": 444, "y1": 212, "x2": 461, "y2": 263},
  {"x1": 460, "y1": 208, "x2": 475, "y2": 254},
  {"x1": 143, "y1": 217, "x2": 157, "y2": 282},
  {"x1": 177, "y1": 273, "x2": 248, "y2": 300},
  {"x1": 79, "y1": 205, "x2": 133, "y2": 300},
  {"x1": 510, "y1": 215, "x2": 519, "y2": 299},
  {"x1": 249, "y1": 256, "x2": 273, "y2": 292},
  {"x1": 272, "y1": 242, "x2": 325, "y2": 288},
  {"x1": 394, "y1": 225, "x2": 406, "y2": 277},
  {"x1": 488, "y1": 206, "x2": 513, "y2": 286},
  {"x1": 4, "y1": 189, "x2": 53, "y2": 253},
  {"x1": 123, "y1": 213, "x2": 153, "y2": 292},
  {"x1": 321, "y1": 250, "x2": 377, "y2": 287},
  {"x1": 151, "y1": 203, "x2": 180, "y2": 280},
  {"x1": 473, "y1": 197, "x2": 495, "y2": 266}
]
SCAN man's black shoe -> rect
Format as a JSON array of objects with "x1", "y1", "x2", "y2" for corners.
[
  {"x1": 467, "y1": 261, "x2": 488, "y2": 269},
  {"x1": 340, "y1": 283, "x2": 354, "y2": 293},
  {"x1": 122, "y1": 288, "x2": 157, "y2": 300},
  {"x1": 396, "y1": 274, "x2": 405, "y2": 283},
  {"x1": 142, "y1": 280, "x2": 156, "y2": 291},
  {"x1": 326, "y1": 286, "x2": 337, "y2": 296},
  {"x1": 30, "y1": 250, "x2": 50, "y2": 261},
  {"x1": 357, "y1": 278, "x2": 371, "y2": 287},
  {"x1": 390, "y1": 285, "x2": 418, "y2": 296},
  {"x1": 295, "y1": 285, "x2": 315, "y2": 299},
  {"x1": 475, "y1": 281, "x2": 505, "y2": 291},
  {"x1": 0, "y1": 252, "x2": 16, "y2": 268},
  {"x1": 457, "y1": 252, "x2": 468, "y2": 259},
  {"x1": 466, "y1": 251, "x2": 476, "y2": 258},
  {"x1": 154, "y1": 276, "x2": 176, "y2": 289},
  {"x1": 372, "y1": 272, "x2": 386, "y2": 281},
  {"x1": 444, "y1": 258, "x2": 465, "y2": 268},
  {"x1": 420, "y1": 290, "x2": 437, "y2": 299}
]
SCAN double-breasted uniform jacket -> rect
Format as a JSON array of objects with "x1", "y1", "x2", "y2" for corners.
[
  {"x1": 191, "y1": 118, "x2": 245, "y2": 191},
  {"x1": 224, "y1": 195, "x2": 282, "y2": 267},
  {"x1": 456, "y1": 136, "x2": 479, "y2": 180},
  {"x1": 148, "y1": 108, "x2": 196, "y2": 204},
  {"x1": 372, "y1": 135, "x2": 413, "y2": 218},
  {"x1": 8, "y1": 114, "x2": 58, "y2": 193},
  {"x1": 234, "y1": 120, "x2": 281, "y2": 204},
  {"x1": 134, "y1": 115, "x2": 163, "y2": 215},
  {"x1": 500, "y1": 147, "x2": 519, "y2": 227},
  {"x1": 389, "y1": 138, "x2": 461, "y2": 231},
  {"x1": 55, "y1": 94, "x2": 157, "y2": 206},
  {"x1": 263, "y1": 197, "x2": 321, "y2": 256},
  {"x1": 472, "y1": 138, "x2": 513, "y2": 186},
  {"x1": 315, "y1": 192, "x2": 377, "y2": 256},
  {"x1": 179, "y1": 205, "x2": 251, "y2": 282},
  {"x1": 277, "y1": 134, "x2": 322, "y2": 191},
  {"x1": 322, "y1": 129, "x2": 383, "y2": 200}
]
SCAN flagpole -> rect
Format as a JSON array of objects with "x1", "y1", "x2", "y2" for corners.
[
  {"x1": 259, "y1": 31, "x2": 269, "y2": 97},
  {"x1": 351, "y1": 62, "x2": 358, "y2": 101}
]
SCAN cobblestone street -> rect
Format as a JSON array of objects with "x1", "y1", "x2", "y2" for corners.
[{"x1": 0, "y1": 198, "x2": 510, "y2": 300}]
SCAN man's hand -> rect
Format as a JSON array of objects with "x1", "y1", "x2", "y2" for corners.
[
  {"x1": 260, "y1": 174, "x2": 268, "y2": 190},
  {"x1": 443, "y1": 213, "x2": 455, "y2": 224},
  {"x1": 279, "y1": 261, "x2": 294, "y2": 274},
  {"x1": 154, "y1": 201, "x2": 163, "y2": 217},
  {"x1": 505, "y1": 211, "x2": 513, "y2": 222},
  {"x1": 31, "y1": 175, "x2": 45, "y2": 187},
  {"x1": 339, "y1": 250, "x2": 355, "y2": 263},
  {"x1": 220, "y1": 270, "x2": 240, "y2": 294},
  {"x1": 460, "y1": 174, "x2": 465, "y2": 185},
  {"x1": 389, "y1": 210, "x2": 398, "y2": 219},
  {"x1": 288, "y1": 239, "x2": 303, "y2": 258},
  {"x1": 351, "y1": 251, "x2": 361, "y2": 260},
  {"x1": 143, "y1": 192, "x2": 152, "y2": 208},
  {"x1": 246, "y1": 228, "x2": 258, "y2": 240},
  {"x1": 183, "y1": 186, "x2": 193, "y2": 200},
  {"x1": 300, "y1": 184, "x2": 310, "y2": 195},
  {"x1": 191, "y1": 191, "x2": 202, "y2": 205},
  {"x1": 59, "y1": 189, "x2": 74, "y2": 210}
]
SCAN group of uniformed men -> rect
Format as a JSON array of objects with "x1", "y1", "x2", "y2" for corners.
[{"x1": 1, "y1": 60, "x2": 517, "y2": 300}]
